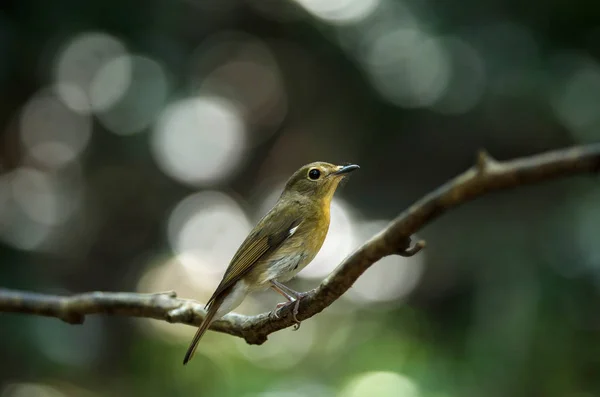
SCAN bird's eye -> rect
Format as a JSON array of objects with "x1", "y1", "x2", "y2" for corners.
[{"x1": 308, "y1": 168, "x2": 321, "y2": 180}]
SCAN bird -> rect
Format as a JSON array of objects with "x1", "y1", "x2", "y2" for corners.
[{"x1": 182, "y1": 161, "x2": 359, "y2": 365}]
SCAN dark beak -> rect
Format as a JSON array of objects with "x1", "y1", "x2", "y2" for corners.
[{"x1": 333, "y1": 164, "x2": 360, "y2": 175}]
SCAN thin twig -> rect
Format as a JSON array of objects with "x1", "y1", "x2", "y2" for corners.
[{"x1": 1, "y1": 144, "x2": 599, "y2": 345}]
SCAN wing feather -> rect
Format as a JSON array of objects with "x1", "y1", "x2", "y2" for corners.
[{"x1": 205, "y1": 207, "x2": 302, "y2": 308}]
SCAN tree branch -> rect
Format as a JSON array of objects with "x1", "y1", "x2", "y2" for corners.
[{"x1": 2, "y1": 144, "x2": 600, "y2": 345}]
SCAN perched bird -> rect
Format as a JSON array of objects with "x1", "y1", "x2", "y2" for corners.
[{"x1": 183, "y1": 161, "x2": 359, "y2": 365}]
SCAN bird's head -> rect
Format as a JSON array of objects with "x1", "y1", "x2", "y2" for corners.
[{"x1": 281, "y1": 161, "x2": 360, "y2": 203}]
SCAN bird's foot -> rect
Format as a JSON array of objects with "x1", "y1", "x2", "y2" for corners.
[{"x1": 270, "y1": 292, "x2": 308, "y2": 330}]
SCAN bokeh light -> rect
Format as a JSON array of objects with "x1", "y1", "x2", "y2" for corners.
[
  {"x1": 0, "y1": 207, "x2": 52, "y2": 251},
  {"x1": 11, "y1": 168, "x2": 79, "y2": 226},
  {"x1": 92, "y1": 55, "x2": 169, "y2": 135},
  {"x1": 550, "y1": 55, "x2": 600, "y2": 142},
  {"x1": 189, "y1": 31, "x2": 287, "y2": 139},
  {"x1": 292, "y1": 0, "x2": 380, "y2": 25},
  {"x1": 53, "y1": 32, "x2": 128, "y2": 114},
  {"x1": 19, "y1": 87, "x2": 92, "y2": 168},
  {"x1": 431, "y1": 36, "x2": 486, "y2": 114},
  {"x1": 573, "y1": 185, "x2": 600, "y2": 280},
  {"x1": 1, "y1": 383, "x2": 67, "y2": 397},
  {"x1": 88, "y1": 54, "x2": 132, "y2": 112},
  {"x1": 0, "y1": 166, "x2": 81, "y2": 251},
  {"x1": 151, "y1": 96, "x2": 247, "y2": 186},
  {"x1": 340, "y1": 371, "x2": 420, "y2": 397},
  {"x1": 167, "y1": 190, "x2": 251, "y2": 280},
  {"x1": 137, "y1": 257, "x2": 220, "y2": 340},
  {"x1": 252, "y1": 382, "x2": 334, "y2": 397},
  {"x1": 361, "y1": 27, "x2": 450, "y2": 108},
  {"x1": 346, "y1": 220, "x2": 424, "y2": 305}
]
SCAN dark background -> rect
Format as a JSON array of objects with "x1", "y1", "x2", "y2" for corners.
[{"x1": 1, "y1": 0, "x2": 600, "y2": 396}]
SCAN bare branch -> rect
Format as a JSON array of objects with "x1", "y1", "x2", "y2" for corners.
[{"x1": 2, "y1": 144, "x2": 600, "y2": 345}]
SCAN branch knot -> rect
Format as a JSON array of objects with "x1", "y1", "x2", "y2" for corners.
[{"x1": 476, "y1": 149, "x2": 498, "y2": 174}]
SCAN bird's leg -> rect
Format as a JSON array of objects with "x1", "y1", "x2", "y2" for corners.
[{"x1": 269, "y1": 280, "x2": 308, "y2": 330}]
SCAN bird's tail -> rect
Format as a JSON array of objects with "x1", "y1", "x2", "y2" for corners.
[
  {"x1": 183, "y1": 299, "x2": 221, "y2": 365},
  {"x1": 183, "y1": 282, "x2": 248, "y2": 365}
]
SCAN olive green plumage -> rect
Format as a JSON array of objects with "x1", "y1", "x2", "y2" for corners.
[{"x1": 183, "y1": 161, "x2": 359, "y2": 365}]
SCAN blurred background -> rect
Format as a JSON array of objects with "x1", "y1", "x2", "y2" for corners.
[{"x1": 1, "y1": 0, "x2": 600, "y2": 396}]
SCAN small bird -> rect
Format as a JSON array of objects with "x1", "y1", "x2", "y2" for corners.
[{"x1": 183, "y1": 161, "x2": 359, "y2": 365}]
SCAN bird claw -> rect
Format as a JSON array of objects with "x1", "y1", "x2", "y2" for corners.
[
  {"x1": 269, "y1": 302, "x2": 285, "y2": 319},
  {"x1": 269, "y1": 293, "x2": 307, "y2": 330}
]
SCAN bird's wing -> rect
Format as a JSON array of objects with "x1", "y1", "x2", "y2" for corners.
[{"x1": 205, "y1": 204, "x2": 302, "y2": 308}]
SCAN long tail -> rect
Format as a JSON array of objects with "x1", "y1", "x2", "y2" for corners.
[{"x1": 183, "y1": 299, "x2": 222, "y2": 365}]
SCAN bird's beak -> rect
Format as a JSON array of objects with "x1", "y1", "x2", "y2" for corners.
[{"x1": 332, "y1": 164, "x2": 360, "y2": 176}]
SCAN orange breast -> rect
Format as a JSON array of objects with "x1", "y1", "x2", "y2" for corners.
[{"x1": 245, "y1": 200, "x2": 332, "y2": 287}]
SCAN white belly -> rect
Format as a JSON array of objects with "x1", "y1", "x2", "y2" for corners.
[{"x1": 266, "y1": 252, "x2": 310, "y2": 283}]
